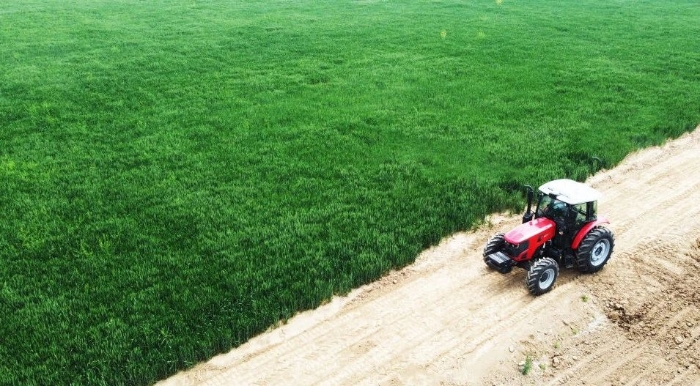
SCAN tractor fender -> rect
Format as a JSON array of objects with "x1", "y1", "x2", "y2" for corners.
[{"x1": 571, "y1": 216, "x2": 610, "y2": 250}]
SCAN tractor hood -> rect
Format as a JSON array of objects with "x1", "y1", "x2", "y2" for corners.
[{"x1": 504, "y1": 217, "x2": 556, "y2": 244}]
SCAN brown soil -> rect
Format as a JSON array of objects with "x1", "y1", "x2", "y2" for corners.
[{"x1": 159, "y1": 127, "x2": 700, "y2": 386}]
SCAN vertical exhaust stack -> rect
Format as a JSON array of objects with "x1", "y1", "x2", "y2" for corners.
[{"x1": 522, "y1": 185, "x2": 534, "y2": 223}]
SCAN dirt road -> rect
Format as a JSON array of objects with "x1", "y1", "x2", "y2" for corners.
[{"x1": 159, "y1": 127, "x2": 700, "y2": 386}]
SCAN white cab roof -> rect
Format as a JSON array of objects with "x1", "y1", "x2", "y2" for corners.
[{"x1": 538, "y1": 179, "x2": 601, "y2": 205}]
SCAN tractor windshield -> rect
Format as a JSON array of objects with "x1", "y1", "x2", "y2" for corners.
[{"x1": 536, "y1": 194, "x2": 567, "y2": 219}]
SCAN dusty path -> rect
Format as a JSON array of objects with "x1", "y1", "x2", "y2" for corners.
[{"x1": 159, "y1": 127, "x2": 700, "y2": 386}]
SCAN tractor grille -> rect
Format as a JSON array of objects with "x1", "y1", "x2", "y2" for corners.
[{"x1": 504, "y1": 241, "x2": 528, "y2": 259}]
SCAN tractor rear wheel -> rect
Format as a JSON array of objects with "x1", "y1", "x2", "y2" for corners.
[
  {"x1": 483, "y1": 233, "x2": 505, "y2": 262},
  {"x1": 526, "y1": 257, "x2": 559, "y2": 296},
  {"x1": 575, "y1": 226, "x2": 614, "y2": 273}
]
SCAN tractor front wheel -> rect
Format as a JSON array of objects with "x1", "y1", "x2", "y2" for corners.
[
  {"x1": 575, "y1": 226, "x2": 614, "y2": 273},
  {"x1": 483, "y1": 233, "x2": 505, "y2": 265},
  {"x1": 526, "y1": 257, "x2": 559, "y2": 296}
]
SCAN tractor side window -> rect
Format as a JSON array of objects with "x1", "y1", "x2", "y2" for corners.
[{"x1": 573, "y1": 203, "x2": 587, "y2": 226}]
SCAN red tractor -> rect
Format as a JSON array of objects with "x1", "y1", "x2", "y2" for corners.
[{"x1": 483, "y1": 179, "x2": 614, "y2": 295}]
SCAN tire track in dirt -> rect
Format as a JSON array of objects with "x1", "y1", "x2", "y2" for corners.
[{"x1": 159, "y1": 127, "x2": 700, "y2": 386}]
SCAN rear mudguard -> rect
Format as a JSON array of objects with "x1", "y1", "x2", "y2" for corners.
[{"x1": 571, "y1": 216, "x2": 610, "y2": 250}]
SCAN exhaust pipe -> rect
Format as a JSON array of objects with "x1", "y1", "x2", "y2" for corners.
[{"x1": 522, "y1": 185, "x2": 534, "y2": 223}]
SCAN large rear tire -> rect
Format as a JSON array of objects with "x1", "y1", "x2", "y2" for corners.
[
  {"x1": 483, "y1": 233, "x2": 505, "y2": 262},
  {"x1": 575, "y1": 226, "x2": 614, "y2": 273},
  {"x1": 526, "y1": 257, "x2": 559, "y2": 296}
]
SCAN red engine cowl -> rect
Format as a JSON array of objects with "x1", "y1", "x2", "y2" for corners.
[{"x1": 503, "y1": 218, "x2": 556, "y2": 261}]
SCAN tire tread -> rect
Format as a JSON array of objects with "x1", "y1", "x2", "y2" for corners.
[
  {"x1": 483, "y1": 233, "x2": 505, "y2": 259},
  {"x1": 526, "y1": 257, "x2": 559, "y2": 296}
]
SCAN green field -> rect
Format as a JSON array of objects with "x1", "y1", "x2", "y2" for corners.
[{"x1": 1, "y1": 0, "x2": 698, "y2": 384}]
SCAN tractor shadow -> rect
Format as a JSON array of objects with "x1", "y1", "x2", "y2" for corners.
[
  {"x1": 488, "y1": 265, "x2": 591, "y2": 295},
  {"x1": 553, "y1": 267, "x2": 591, "y2": 290}
]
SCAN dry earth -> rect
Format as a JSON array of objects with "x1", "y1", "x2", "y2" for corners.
[{"x1": 159, "y1": 127, "x2": 700, "y2": 386}]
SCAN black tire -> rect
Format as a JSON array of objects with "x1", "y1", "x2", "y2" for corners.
[
  {"x1": 483, "y1": 233, "x2": 505, "y2": 259},
  {"x1": 575, "y1": 226, "x2": 614, "y2": 273},
  {"x1": 526, "y1": 257, "x2": 559, "y2": 296}
]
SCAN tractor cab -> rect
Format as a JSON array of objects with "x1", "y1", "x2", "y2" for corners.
[
  {"x1": 532, "y1": 179, "x2": 601, "y2": 247},
  {"x1": 535, "y1": 179, "x2": 600, "y2": 223}
]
